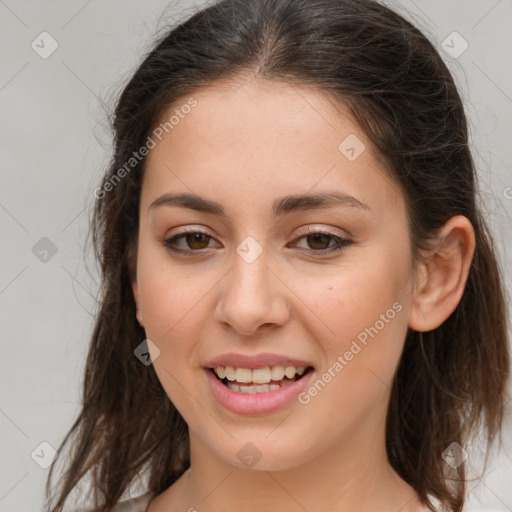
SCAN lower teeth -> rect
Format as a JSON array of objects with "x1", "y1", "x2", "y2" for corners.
[{"x1": 224, "y1": 377, "x2": 297, "y2": 394}]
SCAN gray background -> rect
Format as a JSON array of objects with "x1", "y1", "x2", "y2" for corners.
[{"x1": 0, "y1": 0, "x2": 511, "y2": 510}]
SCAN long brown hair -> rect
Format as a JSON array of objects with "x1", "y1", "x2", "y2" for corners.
[{"x1": 44, "y1": 1, "x2": 510, "y2": 511}]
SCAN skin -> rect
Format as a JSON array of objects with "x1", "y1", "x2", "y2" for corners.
[{"x1": 131, "y1": 76, "x2": 476, "y2": 512}]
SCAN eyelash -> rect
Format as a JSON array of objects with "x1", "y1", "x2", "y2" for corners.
[{"x1": 160, "y1": 226, "x2": 353, "y2": 256}]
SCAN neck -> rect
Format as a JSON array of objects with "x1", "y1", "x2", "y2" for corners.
[{"x1": 163, "y1": 406, "x2": 423, "y2": 512}]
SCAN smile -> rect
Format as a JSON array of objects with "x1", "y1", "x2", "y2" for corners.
[
  {"x1": 211, "y1": 365, "x2": 309, "y2": 393},
  {"x1": 205, "y1": 364, "x2": 314, "y2": 415}
]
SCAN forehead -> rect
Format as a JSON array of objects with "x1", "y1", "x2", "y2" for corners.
[
  {"x1": 151, "y1": 77, "x2": 358, "y2": 158},
  {"x1": 141, "y1": 78, "x2": 405, "y2": 219}
]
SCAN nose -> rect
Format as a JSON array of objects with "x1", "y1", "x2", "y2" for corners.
[{"x1": 214, "y1": 245, "x2": 291, "y2": 336}]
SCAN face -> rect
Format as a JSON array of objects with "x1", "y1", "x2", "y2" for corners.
[{"x1": 132, "y1": 78, "x2": 417, "y2": 471}]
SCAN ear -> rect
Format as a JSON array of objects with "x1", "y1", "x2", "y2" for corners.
[
  {"x1": 132, "y1": 281, "x2": 144, "y2": 328},
  {"x1": 128, "y1": 242, "x2": 144, "y2": 328},
  {"x1": 408, "y1": 215, "x2": 476, "y2": 332}
]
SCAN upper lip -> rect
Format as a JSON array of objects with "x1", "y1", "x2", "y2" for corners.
[{"x1": 204, "y1": 352, "x2": 314, "y2": 370}]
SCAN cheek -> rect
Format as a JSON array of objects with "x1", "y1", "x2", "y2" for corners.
[
  {"x1": 313, "y1": 253, "x2": 408, "y2": 351},
  {"x1": 297, "y1": 273, "x2": 407, "y2": 446},
  {"x1": 140, "y1": 277, "x2": 206, "y2": 338},
  {"x1": 302, "y1": 247, "x2": 411, "y2": 423},
  {"x1": 136, "y1": 246, "x2": 212, "y2": 341},
  {"x1": 136, "y1": 260, "x2": 211, "y2": 411}
]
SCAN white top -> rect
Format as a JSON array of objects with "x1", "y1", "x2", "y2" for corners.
[{"x1": 101, "y1": 492, "x2": 153, "y2": 512}]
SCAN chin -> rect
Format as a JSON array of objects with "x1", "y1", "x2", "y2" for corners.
[{"x1": 211, "y1": 436, "x2": 311, "y2": 472}]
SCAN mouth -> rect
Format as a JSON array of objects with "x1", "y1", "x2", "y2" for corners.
[{"x1": 208, "y1": 365, "x2": 315, "y2": 394}]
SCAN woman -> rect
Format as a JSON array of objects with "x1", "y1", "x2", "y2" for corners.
[{"x1": 44, "y1": 1, "x2": 510, "y2": 511}]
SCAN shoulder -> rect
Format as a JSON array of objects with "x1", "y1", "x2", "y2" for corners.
[{"x1": 110, "y1": 492, "x2": 154, "y2": 512}]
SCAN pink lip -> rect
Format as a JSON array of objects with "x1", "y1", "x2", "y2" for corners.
[
  {"x1": 204, "y1": 352, "x2": 313, "y2": 370},
  {"x1": 204, "y1": 367, "x2": 314, "y2": 415}
]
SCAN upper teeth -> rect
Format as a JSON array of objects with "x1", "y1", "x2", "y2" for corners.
[{"x1": 214, "y1": 365, "x2": 306, "y2": 383}]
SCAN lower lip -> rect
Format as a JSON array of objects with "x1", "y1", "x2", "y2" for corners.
[{"x1": 204, "y1": 368, "x2": 314, "y2": 415}]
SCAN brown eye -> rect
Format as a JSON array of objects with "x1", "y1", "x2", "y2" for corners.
[
  {"x1": 305, "y1": 233, "x2": 332, "y2": 250},
  {"x1": 291, "y1": 229, "x2": 353, "y2": 255},
  {"x1": 162, "y1": 228, "x2": 352, "y2": 257},
  {"x1": 184, "y1": 232, "x2": 211, "y2": 249},
  {"x1": 162, "y1": 229, "x2": 218, "y2": 253}
]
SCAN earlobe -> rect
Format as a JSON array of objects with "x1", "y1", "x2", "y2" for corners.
[
  {"x1": 408, "y1": 215, "x2": 476, "y2": 332},
  {"x1": 132, "y1": 281, "x2": 144, "y2": 327},
  {"x1": 128, "y1": 241, "x2": 144, "y2": 327}
]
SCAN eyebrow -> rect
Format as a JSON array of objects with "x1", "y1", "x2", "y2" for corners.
[{"x1": 149, "y1": 191, "x2": 371, "y2": 216}]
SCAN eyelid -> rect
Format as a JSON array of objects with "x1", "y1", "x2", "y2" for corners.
[
  {"x1": 165, "y1": 224, "x2": 215, "y2": 238},
  {"x1": 288, "y1": 226, "x2": 353, "y2": 254},
  {"x1": 157, "y1": 226, "x2": 220, "y2": 255},
  {"x1": 293, "y1": 224, "x2": 349, "y2": 239},
  {"x1": 162, "y1": 224, "x2": 348, "y2": 244},
  {"x1": 160, "y1": 224, "x2": 353, "y2": 257}
]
